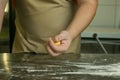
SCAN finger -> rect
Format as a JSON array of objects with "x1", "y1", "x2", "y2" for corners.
[
  {"x1": 48, "y1": 38, "x2": 60, "y2": 51},
  {"x1": 55, "y1": 33, "x2": 65, "y2": 41},
  {"x1": 46, "y1": 45, "x2": 61, "y2": 56},
  {"x1": 49, "y1": 37, "x2": 67, "y2": 52}
]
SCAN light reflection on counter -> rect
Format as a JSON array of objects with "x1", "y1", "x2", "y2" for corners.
[
  {"x1": 2, "y1": 53, "x2": 11, "y2": 74},
  {"x1": 0, "y1": 53, "x2": 120, "y2": 80}
]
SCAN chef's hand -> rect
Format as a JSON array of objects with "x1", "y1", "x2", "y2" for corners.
[{"x1": 46, "y1": 31, "x2": 72, "y2": 56}]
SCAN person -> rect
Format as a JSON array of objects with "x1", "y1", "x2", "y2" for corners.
[{"x1": 0, "y1": 0, "x2": 98, "y2": 56}]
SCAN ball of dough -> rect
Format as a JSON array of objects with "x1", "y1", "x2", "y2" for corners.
[{"x1": 54, "y1": 41, "x2": 61, "y2": 46}]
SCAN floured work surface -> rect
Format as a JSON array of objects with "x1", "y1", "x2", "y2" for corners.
[{"x1": 0, "y1": 53, "x2": 120, "y2": 80}]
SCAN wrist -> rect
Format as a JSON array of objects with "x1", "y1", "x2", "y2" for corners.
[{"x1": 65, "y1": 29, "x2": 75, "y2": 40}]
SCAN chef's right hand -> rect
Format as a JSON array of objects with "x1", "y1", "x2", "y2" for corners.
[{"x1": 46, "y1": 31, "x2": 72, "y2": 56}]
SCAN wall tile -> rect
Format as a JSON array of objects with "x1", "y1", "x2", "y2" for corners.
[
  {"x1": 117, "y1": 0, "x2": 120, "y2": 5},
  {"x1": 89, "y1": 6, "x2": 115, "y2": 28},
  {"x1": 83, "y1": 0, "x2": 120, "y2": 38},
  {"x1": 115, "y1": 6, "x2": 120, "y2": 28},
  {"x1": 99, "y1": 0, "x2": 116, "y2": 5}
]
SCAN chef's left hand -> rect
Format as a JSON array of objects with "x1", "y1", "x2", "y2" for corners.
[{"x1": 46, "y1": 31, "x2": 72, "y2": 56}]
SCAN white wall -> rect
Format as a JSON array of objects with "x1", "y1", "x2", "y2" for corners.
[
  {"x1": 89, "y1": 0, "x2": 120, "y2": 29},
  {"x1": 82, "y1": 0, "x2": 120, "y2": 38}
]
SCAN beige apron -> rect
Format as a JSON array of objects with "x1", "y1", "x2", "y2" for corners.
[{"x1": 12, "y1": 0, "x2": 80, "y2": 54}]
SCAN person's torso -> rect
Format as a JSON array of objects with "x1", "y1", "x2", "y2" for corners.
[{"x1": 12, "y1": 0, "x2": 80, "y2": 54}]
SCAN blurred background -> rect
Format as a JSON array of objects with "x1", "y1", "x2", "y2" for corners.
[
  {"x1": 0, "y1": 0, "x2": 120, "y2": 53},
  {"x1": 0, "y1": 2, "x2": 9, "y2": 53}
]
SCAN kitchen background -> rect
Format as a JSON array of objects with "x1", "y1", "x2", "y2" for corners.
[{"x1": 0, "y1": 0, "x2": 120, "y2": 53}]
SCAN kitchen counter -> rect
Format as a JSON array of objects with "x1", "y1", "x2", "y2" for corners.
[{"x1": 0, "y1": 53, "x2": 120, "y2": 80}]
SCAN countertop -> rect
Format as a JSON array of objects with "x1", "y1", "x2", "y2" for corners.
[{"x1": 0, "y1": 53, "x2": 120, "y2": 80}]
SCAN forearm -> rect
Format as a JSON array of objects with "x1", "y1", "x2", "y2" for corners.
[
  {"x1": 0, "y1": 0, "x2": 7, "y2": 32},
  {"x1": 67, "y1": 0, "x2": 98, "y2": 39}
]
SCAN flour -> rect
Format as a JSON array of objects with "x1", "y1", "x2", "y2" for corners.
[{"x1": 61, "y1": 63, "x2": 120, "y2": 77}]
